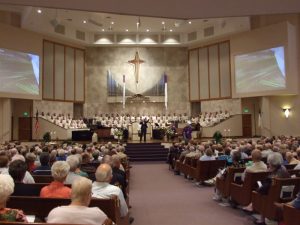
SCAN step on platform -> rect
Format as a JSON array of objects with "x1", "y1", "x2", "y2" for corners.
[{"x1": 125, "y1": 143, "x2": 168, "y2": 162}]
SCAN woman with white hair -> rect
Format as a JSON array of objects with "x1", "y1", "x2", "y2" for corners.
[
  {"x1": 40, "y1": 161, "x2": 71, "y2": 198},
  {"x1": 47, "y1": 177, "x2": 111, "y2": 225},
  {"x1": 0, "y1": 174, "x2": 27, "y2": 222}
]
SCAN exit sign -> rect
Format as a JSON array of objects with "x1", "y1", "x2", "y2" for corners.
[{"x1": 243, "y1": 108, "x2": 249, "y2": 113}]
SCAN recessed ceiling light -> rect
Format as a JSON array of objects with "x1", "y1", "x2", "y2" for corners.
[
  {"x1": 83, "y1": 20, "x2": 87, "y2": 24},
  {"x1": 111, "y1": 21, "x2": 114, "y2": 25},
  {"x1": 146, "y1": 29, "x2": 150, "y2": 32},
  {"x1": 188, "y1": 21, "x2": 192, "y2": 24},
  {"x1": 125, "y1": 29, "x2": 129, "y2": 32},
  {"x1": 102, "y1": 29, "x2": 105, "y2": 31},
  {"x1": 170, "y1": 29, "x2": 173, "y2": 32},
  {"x1": 37, "y1": 9, "x2": 42, "y2": 14},
  {"x1": 162, "y1": 21, "x2": 165, "y2": 25}
]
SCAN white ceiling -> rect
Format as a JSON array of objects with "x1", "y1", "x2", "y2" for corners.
[
  {"x1": 0, "y1": 4, "x2": 251, "y2": 46},
  {"x1": 0, "y1": 0, "x2": 299, "y2": 19}
]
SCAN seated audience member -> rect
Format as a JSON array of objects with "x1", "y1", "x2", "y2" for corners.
[
  {"x1": 111, "y1": 155, "x2": 127, "y2": 199},
  {"x1": 56, "y1": 149, "x2": 67, "y2": 161},
  {"x1": 33, "y1": 152, "x2": 51, "y2": 175},
  {"x1": 25, "y1": 152, "x2": 37, "y2": 173},
  {"x1": 92, "y1": 150, "x2": 101, "y2": 163},
  {"x1": 40, "y1": 161, "x2": 71, "y2": 198},
  {"x1": 292, "y1": 191, "x2": 300, "y2": 209},
  {"x1": 242, "y1": 149, "x2": 268, "y2": 181},
  {"x1": 0, "y1": 174, "x2": 27, "y2": 222},
  {"x1": 217, "y1": 147, "x2": 232, "y2": 165},
  {"x1": 65, "y1": 155, "x2": 83, "y2": 185},
  {"x1": 199, "y1": 148, "x2": 215, "y2": 161},
  {"x1": 92, "y1": 164, "x2": 129, "y2": 218},
  {"x1": 47, "y1": 177, "x2": 111, "y2": 225},
  {"x1": 0, "y1": 155, "x2": 9, "y2": 174},
  {"x1": 11, "y1": 154, "x2": 35, "y2": 184},
  {"x1": 9, "y1": 160, "x2": 39, "y2": 196},
  {"x1": 286, "y1": 151, "x2": 300, "y2": 165}
]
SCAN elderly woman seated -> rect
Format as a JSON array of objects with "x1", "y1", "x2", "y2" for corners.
[
  {"x1": 0, "y1": 174, "x2": 27, "y2": 222},
  {"x1": 65, "y1": 155, "x2": 89, "y2": 185},
  {"x1": 40, "y1": 161, "x2": 71, "y2": 198},
  {"x1": 47, "y1": 177, "x2": 111, "y2": 225}
]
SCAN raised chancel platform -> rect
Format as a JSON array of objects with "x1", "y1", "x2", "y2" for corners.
[{"x1": 125, "y1": 143, "x2": 168, "y2": 162}]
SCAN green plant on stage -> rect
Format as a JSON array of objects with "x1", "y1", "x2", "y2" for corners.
[
  {"x1": 213, "y1": 130, "x2": 223, "y2": 144},
  {"x1": 43, "y1": 132, "x2": 51, "y2": 142}
]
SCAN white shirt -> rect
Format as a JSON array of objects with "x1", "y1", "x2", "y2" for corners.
[
  {"x1": 47, "y1": 205, "x2": 108, "y2": 225},
  {"x1": 0, "y1": 168, "x2": 35, "y2": 183},
  {"x1": 92, "y1": 182, "x2": 128, "y2": 217},
  {"x1": 65, "y1": 172, "x2": 81, "y2": 185}
]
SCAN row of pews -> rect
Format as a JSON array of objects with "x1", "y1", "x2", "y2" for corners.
[
  {"x1": 170, "y1": 157, "x2": 300, "y2": 225},
  {"x1": 5, "y1": 162, "x2": 131, "y2": 225}
]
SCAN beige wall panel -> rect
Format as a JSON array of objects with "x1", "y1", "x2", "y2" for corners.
[
  {"x1": 208, "y1": 45, "x2": 220, "y2": 98},
  {"x1": 219, "y1": 42, "x2": 231, "y2": 97},
  {"x1": 54, "y1": 44, "x2": 65, "y2": 100},
  {"x1": 189, "y1": 49, "x2": 199, "y2": 101},
  {"x1": 65, "y1": 47, "x2": 75, "y2": 101},
  {"x1": 75, "y1": 50, "x2": 84, "y2": 102},
  {"x1": 43, "y1": 42, "x2": 54, "y2": 99},
  {"x1": 199, "y1": 48, "x2": 209, "y2": 99}
]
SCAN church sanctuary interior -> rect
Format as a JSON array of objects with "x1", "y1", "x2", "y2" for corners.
[{"x1": 1, "y1": 0, "x2": 300, "y2": 225}]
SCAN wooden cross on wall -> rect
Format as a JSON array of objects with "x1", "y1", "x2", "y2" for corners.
[{"x1": 128, "y1": 51, "x2": 145, "y2": 84}]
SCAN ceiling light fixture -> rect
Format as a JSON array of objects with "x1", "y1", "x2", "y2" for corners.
[
  {"x1": 126, "y1": 29, "x2": 129, "y2": 32},
  {"x1": 170, "y1": 29, "x2": 173, "y2": 32},
  {"x1": 111, "y1": 21, "x2": 114, "y2": 25},
  {"x1": 37, "y1": 9, "x2": 42, "y2": 14},
  {"x1": 162, "y1": 21, "x2": 165, "y2": 25},
  {"x1": 102, "y1": 29, "x2": 105, "y2": 31},
  {"x1": 146, "y1": 29, "x2": 150, "y2": 32},
  {"x1": 83, "y1": 20, "x2": 87, "y2": 24},
  {"x1": 188, "y1": 21, "x2": 192, "y2": 24}
]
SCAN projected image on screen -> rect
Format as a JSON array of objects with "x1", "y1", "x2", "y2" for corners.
[
  {"x1": 235, "y1": 46, "x2": 286, "y2": 94},
  {"x1": 0, "y1": 48, "x2": 39, "y2": 95}
]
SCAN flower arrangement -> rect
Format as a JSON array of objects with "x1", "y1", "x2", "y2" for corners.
[
  {"x1": 166, "y1": 127, "x2": 175, "y2": 137},
  {"x1": 113, "y1": 129, "x2": 123, "y2": 138}
]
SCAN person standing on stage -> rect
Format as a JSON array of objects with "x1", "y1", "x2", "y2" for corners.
[
  {"x1": 140, "y1": 119, "x2": 149, "y2": 142},
  {"x1": 183, "y1": 121, "x2": 193, "y2": 143}
]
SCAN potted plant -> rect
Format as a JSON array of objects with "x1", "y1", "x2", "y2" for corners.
[
  {"x1": 43, "y1": 132, "x2": 51, "y2": 143},
  {"x1": 213, "y1": 130, "x2": 223, "y2": 144}
]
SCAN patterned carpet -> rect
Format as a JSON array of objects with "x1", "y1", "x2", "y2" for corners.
[{"x1": 129, "y1": 162, "x2": 254, "y2": 225}]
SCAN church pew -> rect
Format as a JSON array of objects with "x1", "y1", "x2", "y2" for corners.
[
  {"x1": 215, "y1": 167, "x2": 245, "y2": 198},
  {"x1": 285, "y1": 164, "x2": 297, "y2": 170},
  {"x1": 191, "y1": 160, "x2": 226, "y2": 183},
  {"x1": 179, "y1": 157, "x2": 192, "y2": 177},
  {"x1": 11, "y1": 183, "x2": 72, "y2": 196},
  {"x1": 1, "y1": 222, "x2": 113, "y2": 225},
  {"x1": 230, "y1": 171, "x2": 270, "y2": 206},
  {"x1": 7, "y1": 195, "x2": 127, "y2": 225},
  {"x1": 252, "y1": 177, "x2": 300, "y2": 221},
  {"x1": 283, "y1": 204, "x2": 300, "y2": 225},
  {"x1": 32, "y1": 175, "x2": 53, "y2": 183}
]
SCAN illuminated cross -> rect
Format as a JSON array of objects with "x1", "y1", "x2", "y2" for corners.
[{"x1": 128, "y1": 51, "x2": 145, "y2": 84}]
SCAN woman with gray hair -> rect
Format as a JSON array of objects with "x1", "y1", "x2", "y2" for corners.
[
  {"x1": 0, "y1": 174, "x2": 27, "y2": 222},
  {"x1": 65, "y1": 155, "x2": 88, "y2": 184},
  {"x1": 47, "y1": 177, "x2": 111, "y2": 225},
  {"x1": 40, "y1": 161, "x2": 71, "y2": 198}
]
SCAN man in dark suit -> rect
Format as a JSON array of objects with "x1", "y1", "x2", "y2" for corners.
[{"x1": 140, "y1": 119, "x2": 149, "y2": 142}]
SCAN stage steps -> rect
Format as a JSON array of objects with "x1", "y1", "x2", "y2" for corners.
[{"x1": 125, "y1": 143, "x2": 168, "y2": 162}]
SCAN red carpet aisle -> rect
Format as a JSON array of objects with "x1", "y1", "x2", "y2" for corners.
[{"x1": 129, "y1": 163, "x2": 253, "y2": 225}]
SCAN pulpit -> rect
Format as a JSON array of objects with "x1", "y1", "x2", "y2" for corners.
[{"x1": 130, "y1": 122, "x2": 152, "y2": 141}]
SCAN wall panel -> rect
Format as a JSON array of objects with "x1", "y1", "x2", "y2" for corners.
[
  {"x1": 188, "y1": 41, "x2": 231, "y2": 101},
  {"x1": 219, "y1": 42, "x2": 231, "y2": 98},
  {"x1": 65, "y1": 47, "x2": 75, "y2": 101},
  {"x1": 208, "y1": 45, "x2": 220, "y2": 98},
  {"x1": 75, "y1": 49, "x2": 84, "y2": 102},
  {"x1": 43, "y1": 42, "x2": 54, "y2": 99},
  {"x1": 199, "y1": 48, "x2": 209, "y2": 99},
  {"x1": 43, "y1": 40, "x2": 85, "y2": 102},
  {"x1": 54, "y1": 44, "x2": 64, "y2": 100},
  {"x1": 189, "y1": 49, "x2": 199, "y2": 101}
]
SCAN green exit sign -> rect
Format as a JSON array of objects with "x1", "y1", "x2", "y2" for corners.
[
  {"x1": 23, "y1": 112, "x2": 29, "y2": 117},
  {"x1": 243, "y1": 108, "x2": 249, "y2": 113}
]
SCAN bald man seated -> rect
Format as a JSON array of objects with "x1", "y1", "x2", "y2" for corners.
[{"x1": 92, "y1": 163, "x2": 129, "y2": 218}]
